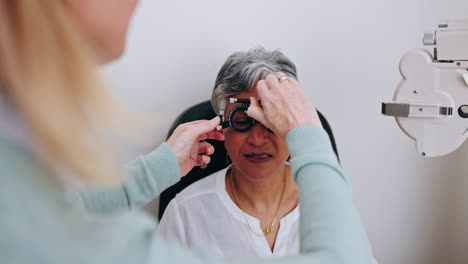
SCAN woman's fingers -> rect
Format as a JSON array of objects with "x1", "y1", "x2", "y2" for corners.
[
  {"x1": 264, "y1": 72, "x2": 281, "y2": 89},
  {"x1": 166, "y1": 116, "x2": 224, "y2": 176},
  {"x1": 251, "y1": 72, "x2": 322, "y2": 139},
  {"x1": 188, "y1": 117, "x2": 221, "y2": 136},
  {"x1": 198, "y1": 130, "x2": 225, "y2": 141},
  {"x1": 194, "y1": 141, "x2": 214, "y2": 169},
  {"x1": 288, "y1": 76, "x2": 301, "y2": 88},
  {"x1": 196, "y1": 155, "x2": 211, "y2": 168},
  {"x1": 197, "y1": 140, "x2": 215, "y2": 156},
  {"x1": 246, "y1": 96, "x2": 267, "y2": 126}
]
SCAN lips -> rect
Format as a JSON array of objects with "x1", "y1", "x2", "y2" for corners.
[{"x1": 243, "y1": 153, "x2": 273, "y2": 163}]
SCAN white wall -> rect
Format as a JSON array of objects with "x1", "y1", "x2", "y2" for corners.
[{"x1": 103, "y1": 0, "x2": 468, "y2": 263}]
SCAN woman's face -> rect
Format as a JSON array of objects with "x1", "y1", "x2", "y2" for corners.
[
  {"x1": 224, "y1": 86, "x2": 290, "y2": 181},
  {"x1": 63, "y1": 0, "x2": 139, "y2": 63}
]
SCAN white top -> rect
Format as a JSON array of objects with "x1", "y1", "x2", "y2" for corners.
[
  {"x1": 157, "y1": 166, "x2": 300, "y2": 259},
  {"x1": 157, "y1": 167, "x2": 379, "y2": 262}
]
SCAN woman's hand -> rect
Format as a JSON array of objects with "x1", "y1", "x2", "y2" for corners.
[
  {"x1": 166, "y1": 117, "x2": 224, "y2": 176},
  {"x1": 246, "y1": 72, "x2": 322, "y2": 139}
]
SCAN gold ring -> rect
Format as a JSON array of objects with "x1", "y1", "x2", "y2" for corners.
[{"x1": 278, "y1": 74, "x2": 289, "y2": 83}]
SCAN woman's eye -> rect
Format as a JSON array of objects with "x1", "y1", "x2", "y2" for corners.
[{"x1": 234, "y1": 119, "x2": 250, "y2": 126}]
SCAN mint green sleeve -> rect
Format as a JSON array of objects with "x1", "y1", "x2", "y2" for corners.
[
  {"x1": 77, "y1": 143, "x2": 181, "y2": 213},
  {"x1": 284, "y1": 125, "x2": 372, "y2": 263}
]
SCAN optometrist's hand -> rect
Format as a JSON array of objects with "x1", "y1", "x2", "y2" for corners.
[
  {"x1": 166, "y1": 117, "x2": 225, "y2": 176},
  {"x1": 246, "y1": 72, "x2": 322, "y2": 139}
]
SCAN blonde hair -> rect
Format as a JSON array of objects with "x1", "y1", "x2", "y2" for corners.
[{"x1": 0, "y1": 1, "x2": 125, "y2": 184}]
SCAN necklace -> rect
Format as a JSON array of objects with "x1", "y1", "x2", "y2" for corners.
[{"x1": 229, "y1": 168, "x2": 286, "y2": 237}]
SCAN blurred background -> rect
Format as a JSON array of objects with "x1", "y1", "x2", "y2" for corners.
[{"x1": 103, "y1": 0, "x2": 468, "y2": 263}]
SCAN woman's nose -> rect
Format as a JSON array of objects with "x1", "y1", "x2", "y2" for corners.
[{"x1": 246, "y1": 123, "x2": 269, "y2": 146}]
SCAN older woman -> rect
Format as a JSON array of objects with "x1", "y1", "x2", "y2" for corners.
[{"x1": 158, "y1": 47, "x2": 377, "y2": 261}]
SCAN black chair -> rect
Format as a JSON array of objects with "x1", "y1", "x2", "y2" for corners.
[{"x1": 158, "y1": 100, "x2": 339, "y2": 220}]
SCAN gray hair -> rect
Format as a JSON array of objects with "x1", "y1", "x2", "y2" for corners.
[{"x1": 211, "y1": 47, "x2": 297, "y2": 114}]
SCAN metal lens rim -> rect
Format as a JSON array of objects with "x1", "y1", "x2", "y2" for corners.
[{"x1": 228, "y1": 104, "x2": 255, "y2": 132}]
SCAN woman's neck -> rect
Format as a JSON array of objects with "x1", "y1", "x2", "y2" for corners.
[{"x1": 229, "y1": 165, "x2": 293, "y2": 213}]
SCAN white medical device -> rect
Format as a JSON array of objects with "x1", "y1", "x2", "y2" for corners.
[{"x1": 382, "y1": 19, "x2": 468, "y2": 157}]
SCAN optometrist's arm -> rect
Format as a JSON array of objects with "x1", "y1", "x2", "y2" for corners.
[
  {"x1": 283, "y1": 125, "x2": 372, "y2": 263},
  {"x1": 75, "y1": 143, "x2": 181, "y2": 213},
  {"x1": 75, "y1": 117, "x2": 221, "y2": 214}
]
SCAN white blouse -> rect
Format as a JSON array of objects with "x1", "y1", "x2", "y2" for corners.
[{"x1": 157, "y1": 166, "x2": 300, "y2": 259}]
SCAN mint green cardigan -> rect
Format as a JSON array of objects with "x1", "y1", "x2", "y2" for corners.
[{"x1": 0, "y1": 126, "x2": 371, "y2": 263}]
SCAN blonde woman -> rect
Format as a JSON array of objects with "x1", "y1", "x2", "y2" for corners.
[{"x1": 0, "y1": 1, "x2": 372, "y2": 264}]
